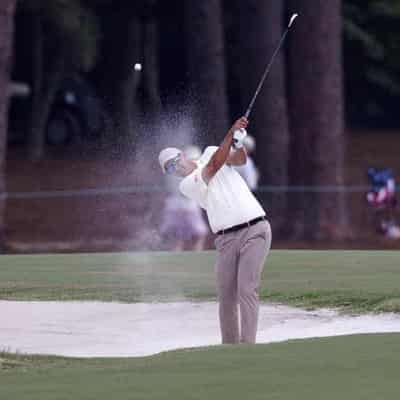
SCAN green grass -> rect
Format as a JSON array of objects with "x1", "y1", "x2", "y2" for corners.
[
  {"x1": 1, "y1": 250, "x2": 400, "y2": 312},
  {"x1": 0, "y1": 334, "x2": 399, "y2": 400}
]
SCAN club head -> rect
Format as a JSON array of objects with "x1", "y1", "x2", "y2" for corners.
[{"x1": 288, "y1": 13, "x2": 298, "y2": 28}]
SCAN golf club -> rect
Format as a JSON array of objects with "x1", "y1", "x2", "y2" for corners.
[{"x1": 244, "y1": 13, "x2": 298, "y2": 119}]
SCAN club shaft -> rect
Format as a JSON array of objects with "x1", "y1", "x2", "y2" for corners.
[{"x1": 244, "y1": 26, "x2": 291, "y2": 119}]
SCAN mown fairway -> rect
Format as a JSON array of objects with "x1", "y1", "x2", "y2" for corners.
[
  {"x1": 1, "y1": 250, "x2": 400, "y2": 312},
  {"x1": 1, "y1": 334, "x2": 399, "y2": 400}
]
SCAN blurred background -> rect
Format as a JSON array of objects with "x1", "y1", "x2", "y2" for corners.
[{"x1": 0, "y1": 0, "x2": 399, "y2": 253}]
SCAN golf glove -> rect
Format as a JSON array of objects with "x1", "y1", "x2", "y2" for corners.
[{"x1": 232, "y1": 128, "x2": 247, "y2": 149}]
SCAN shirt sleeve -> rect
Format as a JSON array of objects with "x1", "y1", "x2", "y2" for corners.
[
  {"x1": 197, "y1": 165, "x2": 208, "y2": 188},
  {"x1": 199, "y1": 146, "x2": 218, "y2": 165},
  {"x1": 179, "y1": 168, "x2": 208, "y2": 209},
  {"x1": 196, "y1": 146, "x2": 219, "y2": 186}
]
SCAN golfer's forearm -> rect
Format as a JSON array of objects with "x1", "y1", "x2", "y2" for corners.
[
  {"x1": 203, "y1": 117, "x2": 248, "y2": 182},
  {"x1": 209, "y1": 128, "x2": 234, "y2": 171}
]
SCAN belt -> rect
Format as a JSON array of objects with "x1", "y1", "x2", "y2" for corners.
[{"x1": 217, "y1": 216, "x2": 265, "y2": 235}]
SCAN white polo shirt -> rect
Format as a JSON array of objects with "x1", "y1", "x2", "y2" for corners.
[{"x1": 179, "y1": 146, "x2": 266, "y2": 233}]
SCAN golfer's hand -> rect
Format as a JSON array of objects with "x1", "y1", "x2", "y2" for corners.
[
  {"x1": 231, "y1": 117, "x2": 248, "y2": 149},
  {"x1": 233, "y1": 128, "x2": 247, "y2": 149},
  {"x1": 232, "y1": 117, "x2": 248, "y2": 132}
]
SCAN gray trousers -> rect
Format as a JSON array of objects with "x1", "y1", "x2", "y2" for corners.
[{"x1": 214, "y1": 220, "x2": 271, "y2": 344}]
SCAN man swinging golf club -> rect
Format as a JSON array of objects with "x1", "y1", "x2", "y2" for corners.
[
  {"x1": 158, "y1": 116, "x2": 271, "y2": 344},
  {"x1": 158, "y1": 13, "x2": 298, "y2": 343}
]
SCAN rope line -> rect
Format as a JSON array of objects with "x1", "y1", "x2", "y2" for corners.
[{"x1": 0, "y1": 184, "x2": 399, "y2": 200}]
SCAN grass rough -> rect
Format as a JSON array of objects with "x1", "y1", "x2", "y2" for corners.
[
  {"x1": 1, "y1": 250, "x2": 400, "y2": 313},
  {"x1": 0, "y1": 334, "x2": 399, "y2": 400}
]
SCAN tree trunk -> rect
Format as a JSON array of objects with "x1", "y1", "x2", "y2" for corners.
[
  {"x1": 0, "y1": 0, "x2": 16, "y2": 251},
  {"x1": 226, "y1": 0, "x2": 290, "y2": 236},
  {"x1": 142, "y1": 17, "x2": 162, "y2": 120},
  {"x1": 183, "y1": 0, "x2": 229, "y2": 146},
  {"x1": 288, "y1": 0, "x2": 349, "y2": 240},
  {"x1": 95, "y1": 7, "x2": 141, "y2": 149},
  {"x1": 28, "y1": 43, "x2": 66, "y2": 160}
]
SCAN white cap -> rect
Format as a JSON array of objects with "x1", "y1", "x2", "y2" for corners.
[
  {"x1": 184, "y1": 145, "x2": 201, "y2": 160},
  {"x1": 243, "y1": 135, "x2": 255, "y2": 152},
  {"x1": 158, "y1": 147, "x2": 182, "y2": 173}
]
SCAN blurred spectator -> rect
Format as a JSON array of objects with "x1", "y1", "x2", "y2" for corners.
[
  {"x1": 234, "y1": 135, "x2": 259, "y2": 190},
  {"x1": 366, "y1": 167, "x2": 400, "y2": 239},
  {"x1": 160, "y1": 145, "x2": 209, "y2": 251}
]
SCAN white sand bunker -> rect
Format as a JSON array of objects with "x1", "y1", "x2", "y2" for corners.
[{"x1": 1, "y1": 301, "x2": 400, "y2": 358}]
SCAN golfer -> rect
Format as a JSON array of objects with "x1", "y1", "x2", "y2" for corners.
[{"x1": 158, "y1": 116, "x2": 271, "y2": 344}]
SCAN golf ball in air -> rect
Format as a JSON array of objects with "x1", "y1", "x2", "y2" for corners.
[{"x1": 134, "y1": 63, "x2": 142, "y2": 71}]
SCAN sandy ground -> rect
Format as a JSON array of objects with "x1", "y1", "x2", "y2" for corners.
[{"x1": 1, "y1": 301, "x2": 400, "y2": 358}]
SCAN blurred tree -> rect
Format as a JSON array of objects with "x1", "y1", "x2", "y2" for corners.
[
  {"x1": 224, "y1": 0, "x2": 289, "y2": 236},
  {"x1": 0, "y1": 0, "x2": 16, "y2": 250},
  {"x1": 93, "y1": 0, "x2": 161, "y2": 149},
  {"x1": 343, "y1": 0, "x2": 400, "y2": 128},
  {"x1": 19, "y1": 0, "x2": 99, "y2": 159},
  {"x1": 183, "y1": 0, "x2": 229, "y2": 145},
  {"x1": 157, "y1": 0, "x2": 186, "y2": 109},
  {"x1": 93, "y1": 1, "x2": 140, "y2": 147},
  {"x1": 288, "y1": 0, "x2": 349, "y2": 240},
  {"x1": 141, "y1": 9, "x2": 162, "y2": 120}
]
